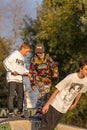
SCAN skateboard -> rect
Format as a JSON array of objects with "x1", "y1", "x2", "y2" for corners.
[
  {"x1": 0, "y1": 117, "x2": 26, "y2": 124},
  {"x1": 29, "y1": 115, "x2": 42, "y2": 121}
]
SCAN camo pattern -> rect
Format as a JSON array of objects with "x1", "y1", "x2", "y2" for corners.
[{"x1": 29, "y1": 54, "x2": 58, "y2": 108}]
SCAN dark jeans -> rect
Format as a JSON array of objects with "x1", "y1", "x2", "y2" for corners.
[
  {"x1": 36, "y1": 93, "x2": 50, "y2": 109},
  {"x1": 39, "y1": 105, "x2": 64, "y2": 130},
  {"x1": 7, "y1": 82, "x2": 24, "y2": 113}
]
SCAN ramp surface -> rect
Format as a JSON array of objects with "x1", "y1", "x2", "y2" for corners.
[
  {"x1": 0, "y1": 118, "x2": 87, "y2": 130},
  {"x1": 9, "y1": 120, "x2": 31, "y2": 130}
]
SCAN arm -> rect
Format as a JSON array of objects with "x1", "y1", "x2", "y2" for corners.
[
  {"x1": 29, "y1": 58, "x2": 37, "y2": 90},
  {"x1": 3, "y1": 54, "x2": 15, "y2": 73},
  {"x1": 47, "y1": 55, "x2": 59, "y2": 78},
  {"x1": 69, "y1": 93, "x2": 82, "y2": 110},
  {"x1": 22, "y1": 64, "x2": 31, "y2": 78},
  {"x1": 42, "y1": 88, "x2": 59, "y2": 114}
]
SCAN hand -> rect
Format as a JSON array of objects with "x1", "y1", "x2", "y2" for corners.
[
  {"x1": 42, "y1": 104, "x2": 49, "y2": 114},
  {"x1": 27, "y1": 73, "x2": 31, "y2": 78},
  {"x1": 13, "y1": 71, "x2": 18, "y2": 76},
  {"x1": 53, "y1": 72, "x2": 59, "y2": 78}
]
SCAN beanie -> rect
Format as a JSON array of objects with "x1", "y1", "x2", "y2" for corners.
[{"x1": 35, "y1": 44, "x2": 45, "y2": 53}]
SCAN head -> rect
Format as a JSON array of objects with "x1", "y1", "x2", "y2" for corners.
[
  {"x1": 78, "y1": 58, "x2": 87, "y2": 78},
  {"x1": 35, "y1": 43, "x2": 45, "y2": 58},
  {"x1": 20, "y1": 42, "x2": 31, "y2": 56}
]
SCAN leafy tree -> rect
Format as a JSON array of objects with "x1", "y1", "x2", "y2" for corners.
[
  {"x1": 0, "y1": 37, "x2": 9, "y2": 75},
  {"x1": 36, "y1": 0, "x2": 87, "y2": 128},
  {"x1": 0, "y1": 37, "x2": 9, "y2": 107},
  {"x1": 20, "y1": 15, "x2": 38, "y2": 52},
  {"x1": 21, "y1": 0, "x2": 87, "y2": 76},
  {"x1": 36, "y1": 0, "x2": 86, "y2": 77},
  {"x1": 21, "y1": 0, "x2": 87, "y2": 128}
]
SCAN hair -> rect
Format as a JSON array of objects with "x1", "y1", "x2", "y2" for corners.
[
  {"x1": 20, "y1": 42, "x2": 31, "y2": 50},
  {"x1": 78, "y1": 58, "x2": 87, "y2": 68}
]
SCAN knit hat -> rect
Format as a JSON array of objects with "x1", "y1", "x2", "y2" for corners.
[{"x1": 35, "y1": 44, "x2": 45, "y2": 53}]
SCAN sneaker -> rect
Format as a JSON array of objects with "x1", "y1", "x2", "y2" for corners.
[
  {"x1": 8, "y1": 112, "x2": 16, "y2": 118},
  {"x1": 17, "y1": 111, "x2": 25, "y2": 118},
  {"x1": 35, "y1": 109, "x2": 42, "y2": 115},
  {"x1": 17, "y1": 111, "x2": 22, "y2": 116},
  {"x1": 32, "y1": 109, "x2": 42, "y2": 119},
  {"x1": 34, "y1": 112, "x2": 42, "y2": 118}
]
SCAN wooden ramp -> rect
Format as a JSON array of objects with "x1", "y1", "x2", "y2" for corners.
[
  {"x1": 57, "y1": 123, "x2": 87, "y2": 130},
  {"x1": 0, "y1": 118, "x2": 87, "y2": 130},
  {"x1": 10, "y1": 120, "x2": 31, "y2": 130}
]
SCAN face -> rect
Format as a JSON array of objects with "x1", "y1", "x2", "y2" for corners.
[
  {"x1": 37, "y1": 52, "x2": 45, "y2": 58},
  {"x1": 80, "y1": 65, "x2": 87, "y2": 77},
  {"x1": 21, "y1": 48, "x2": 31, "y2": 56}
]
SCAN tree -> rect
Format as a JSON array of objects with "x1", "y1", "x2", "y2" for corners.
[
  {"x1": 35, "y1": 0, "x2": 87, "y2": 76},
  {"x1": 35, "y1": 1, "x2": 87, "y2": 127},
  {"x1": 21, "y1": 0, "x2": 87, "y2": 128},
  {"x1": 21, "y1": 0, "x2": 87, "y2": 76},
  {"x1": 6, "y1": 0, "x2": 26, "y2": 46},
  {"x1": 0, "y1": 37, "x2": 10, "y2": 107},
  {"x1": 0, "y1": 0, "x2": 30, "y2": 47},
  {"x1": 0, "y1": 2, "x2": 6, "y2": 36}
]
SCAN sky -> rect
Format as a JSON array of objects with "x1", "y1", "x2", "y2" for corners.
[
  {"x1": 0, "y1": 0, "x2": 43, "y2": 39},
  {"x1": 24, "y1": 0, "x2": 43, "y2": 18}
]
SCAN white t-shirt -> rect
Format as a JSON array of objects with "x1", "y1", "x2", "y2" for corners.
[
  {"x1": 3, "y1": 50, "x2": 29, "y2": 83},
  {"x1": 51, "y1": 73, "x2": 87, "y2": 113}
]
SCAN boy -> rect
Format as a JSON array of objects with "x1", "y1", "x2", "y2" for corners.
[
  {"x1": 3, "y1": 42, "x2": 31, "y2": 117},
  {"x1": 29, "y1": 43, "x2": 58, "y2": 117},
  {"x1": 39, "y1": 58, "x2": 87, "y2": 130}
]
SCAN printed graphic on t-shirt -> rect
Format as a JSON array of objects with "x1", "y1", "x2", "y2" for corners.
[
  {"x1": 37, "y1": 63, "x2": 48, "y2": 70},
  {"x1": 16, "y1": 59, "x2": 24, "y2": 66},
  {"x1": 64, "y1": 83, "x2": 83, "y2": 102}
]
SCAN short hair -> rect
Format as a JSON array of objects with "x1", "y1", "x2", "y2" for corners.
[
  {"x1": 78, "y1": 58, "x2": 87, "y2": 68},
  {"x1": 20, "y1": 42, "x2": 31, "y2": 50}
]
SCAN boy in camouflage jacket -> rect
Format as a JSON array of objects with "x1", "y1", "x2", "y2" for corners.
[{"x1": 29, "y1": 43, "x2": 59, "y2": 117}]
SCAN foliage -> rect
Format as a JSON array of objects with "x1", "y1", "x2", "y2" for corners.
[
  {"x1": 20, "y1": 16, "x2": 38, "y2": 52},
  {"x1": 0, "y1": 37, "x2": 9, "y2": 75},
  {"x1": 61, "y1": 93, "x2": 87, "y2": 128},
  {"x1": 21, "y1": 0, "x2": 87, "y2": 77},
  {"x1": 36, "y1": 0, "x2": 87, "y2": 78},
  {"x1": 0, "y1": 37, "x2": 10, "y2": 107},
  {"x1": 21, "y1": 0, "x2": 87, "y2": 128}
]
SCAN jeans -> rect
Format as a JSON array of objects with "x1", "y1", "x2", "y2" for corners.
[
  {"x1": 39, "y1": 105, "x2": 64, "y2": 130},
  {"x1": 7, "y1": 82, "x2": 24, "y2": 113}
]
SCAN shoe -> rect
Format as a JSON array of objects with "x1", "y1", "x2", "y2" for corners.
[
  {"x1": 32, "y1": 109, "x2": 42, "y2": 119},
  {"x1": 8, "y1": 112, "x2": 16, "y2": 118},
  {"x1": 17, "y1": 111, "x2": 22, "y2": 116},
  {"x1": 35, "y1": 109, "x2": 42, "y2": 115},
  {"x1": 17, "y1": 111, "x2": 25, "y2": 118}
]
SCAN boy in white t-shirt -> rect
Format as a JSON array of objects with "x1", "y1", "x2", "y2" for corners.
[{"x1": 39, "y1": 58, "x2": 87, "y2": 130}]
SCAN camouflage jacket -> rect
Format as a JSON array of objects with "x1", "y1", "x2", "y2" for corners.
[{"x1": 29, "y1": 54, "x2": 58, "y2": 86}]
